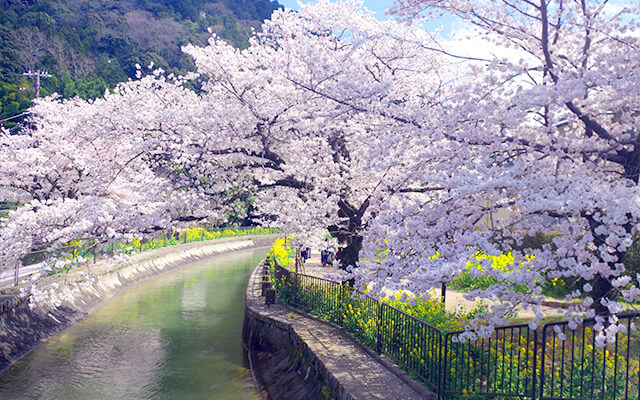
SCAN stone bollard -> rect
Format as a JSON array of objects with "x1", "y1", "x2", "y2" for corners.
[
  {"x1": 261, "y1": 281, "x2": 272, "y2": 296},
  {"x1": 265, "y1": 288, "x2": 276, "y2": 306}
]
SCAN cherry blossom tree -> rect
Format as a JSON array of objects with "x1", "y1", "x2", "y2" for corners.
[
  {"x1": 0, "y1": 73, "x2": 217, "y2": 268},
  {"x1": 4, "y1": 0, "x2": 639, "y2": 342},
  {"x1": 182, "y1": 0, "x2": 446, "y2": 267},
  {"x1": 1, "y1": 0, "x2": 443, "y2": 274},
  {"x1": 355, "y1": 0, "x2": 640, "y2": 340}
]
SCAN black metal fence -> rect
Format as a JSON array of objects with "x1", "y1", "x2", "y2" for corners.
[
  {"x1": 443, "y1": 324, "x2": 538, "y2": 399},
  {"x1": 539, "y1": 315, "x2": 640, "y2": 400},
  {"x1": 380, "y1": 302, "x2": 443, "y2": 390},
  {"x1": 270, "y1": 263, "x2": 640, "y2": 400}
]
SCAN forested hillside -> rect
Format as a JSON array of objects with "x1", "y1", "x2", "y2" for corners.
[{"x1": 0, "y1": 0, "x2": 281, "y2": 128}]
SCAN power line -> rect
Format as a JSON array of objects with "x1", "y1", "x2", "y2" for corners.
[{"x1": 0, "y1": 112, "x2": 29, "y2": 123}]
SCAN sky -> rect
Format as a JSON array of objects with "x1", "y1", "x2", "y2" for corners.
[
  {"x1": 272, "y1": 0, "x2": 636, "y2": 63},
  {"x1": 275, "y1": 0, "x2": 459, "y2": 36}
]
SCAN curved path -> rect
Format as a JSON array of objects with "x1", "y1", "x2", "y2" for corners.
[{"x1": 246, "y1": 262, "x2": 434, "y2": 400}]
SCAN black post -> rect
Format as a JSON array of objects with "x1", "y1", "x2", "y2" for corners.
[
  {"x1": 338, "y1": 284, "x2": 344, "y2": 326},
  {"x1": 441, "y1": 282, "x2": 447, "y2": 305},
  {"x1": 376, "y1": 302, "x2": 383, "y2": 354},
  {"x1": 265, "y1": 289, "x2": 276, "y2": 306},
  {"x1": 293, "y1": 269, "x2": 299, "y2": 305},
  {"x1": 261, "y1": 281, "x2": 272, "y2": 296},
  {"x1": 440, "y1": 335, "x2": 448, "y2": 400},
  {"x1": 532, "y1": 329, "x2": 538, "y2": 400},
  {"x1": 13, "y1": 261, "x2": 19, "y2": 287}
]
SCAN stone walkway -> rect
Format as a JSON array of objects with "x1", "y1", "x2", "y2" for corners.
[{"x1": 246, "y1": 262, "x2": 434, "y2": 400}]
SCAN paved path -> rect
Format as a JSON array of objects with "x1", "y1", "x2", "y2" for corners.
[{"x1": 246, "y1": 262, "x2": 434, "y2": 400}]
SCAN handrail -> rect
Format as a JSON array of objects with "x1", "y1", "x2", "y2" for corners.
[{"x1": 269, "y1": 262, "x2": 640, "y2": 400}]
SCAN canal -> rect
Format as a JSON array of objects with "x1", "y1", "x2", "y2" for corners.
[{"x1": 0, "y1": 248, "x2": 268, "y2": 400}]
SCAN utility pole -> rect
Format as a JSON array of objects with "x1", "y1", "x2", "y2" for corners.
[{"x1": 22, "y1": 70, "x2": 51, "y2": 99}]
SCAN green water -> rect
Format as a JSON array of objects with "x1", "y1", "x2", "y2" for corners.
[{"x1": 0, "y1": 248, "x2": 268, "y2": 400}]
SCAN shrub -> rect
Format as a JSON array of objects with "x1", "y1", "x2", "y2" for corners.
[{"x1": 449, "y1": 251, "x2": 530, "y2": 295}]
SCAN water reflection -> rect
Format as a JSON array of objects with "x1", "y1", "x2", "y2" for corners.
[
  {"x1": 181, "y1": 277, "x2": 207, "y2": 320},
  {"x1": 0, "y1": 248, "x2": 267, "y2": 400}
]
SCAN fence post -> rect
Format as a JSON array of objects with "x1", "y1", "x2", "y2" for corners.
[
  {"x1": 440, "y1": 334, "x2": 447, "y2": 400},
  {"x1": 293, "y1": 269, "x2": 299, "y2": 305},
  {"x1": 376, "y1": 302, "x2": 383, "y2": 354},
  {"x1": 338, "y1": 284, "x2": 344, "y2": 326},
  {"x1": 13, "y1": 261, "x2": 19, "y2": 287},
  {"x1": 538, "y1": 325, "x2": 548, "y2": 400},
  {"x1": 531, "y1": 328, "x2": 538, "y2": 400}
]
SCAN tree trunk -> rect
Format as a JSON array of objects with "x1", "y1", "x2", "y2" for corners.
[
  {"x1": 591, "y1": 275, "x2": 616, "y2": 318},
  {"x1": 335, "y1": 231, "x2": 362, "y2": 271},
  {"x1": 328, "y1": 198, "x2": 368, "y2": 271}
]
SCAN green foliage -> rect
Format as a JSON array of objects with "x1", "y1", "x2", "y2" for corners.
[
  {"x1": 0, "y1": 80, "x2": 31, "y2": 128},
  {"x1": 44, "y1": 226, "x2": 277, "y2": 275},
  {"x1": 385, "y1": 293, "x2": 485, "y2": 333},
  {"x1": 448, "y1": 246, "x2": 587, "y2": 300},
  {"x1": 0, "y1": 0, "x2": 282, "y2": 127},
  {"x1": 444, "y1": 326, "x2": 640, "y2": 400},
  {"x1": 449, "y1": 251, "x2": 530, "y2": 295},
  {"x1": 624, "y1": 238, "x2": 640, "y2": 278}
]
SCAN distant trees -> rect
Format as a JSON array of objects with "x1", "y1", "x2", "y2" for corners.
[
  {"x1": 14, "y1": 28, "x2": 47, "y2": 72},
  {"x1": 0, "y1": 0, "x2": 281, "y2": 127},
  {"x1": 0, "y1": 81, "x2": 31, "y2": 128}
]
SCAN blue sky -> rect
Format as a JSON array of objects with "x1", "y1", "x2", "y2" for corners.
[
  {"x1": 273, "y1": 0, "x2": 634, "y2": 41},
  {"x1": 275, "y1": 0, "x2": 458, "y2": 36}
]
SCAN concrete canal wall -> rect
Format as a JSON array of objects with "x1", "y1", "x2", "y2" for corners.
[
  {"x1": 243, "y1": 261, "x2": 352, "y2": 400},
  {"x1": 0, "y1": 235, "x2": 277, "y2": 373},
  {"x1": 243, "y1": 261, "x2": 431, "y2": 400}
]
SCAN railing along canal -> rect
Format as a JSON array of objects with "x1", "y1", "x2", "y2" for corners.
[{"x1": 270, "y1": 262, "x2": 640, "y2": 400}]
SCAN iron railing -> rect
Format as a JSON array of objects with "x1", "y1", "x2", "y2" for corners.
[
  {"x1": 539, "y1": 314, "x2": 640, "y2": 400},
  {"x1": 294, "y1": 274, "x2": 343, "y2": 324},
  {"x1": 443, "y1": 324, "x2": 537, "y2": 399},
  {"x1": 270, "y1": 262, "x2": 640, "y2": 400},
  {"x1": 380, "y1": 303, "x2": 443, "y2": 390}
]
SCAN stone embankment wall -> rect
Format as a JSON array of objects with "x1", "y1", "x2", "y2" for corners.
[
  {"x1": 0, "y1": 235, "x2": 277, "y2": 373},
  {"x1": 243, "y1": 261, "x2": 352, "y2": 400}
]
